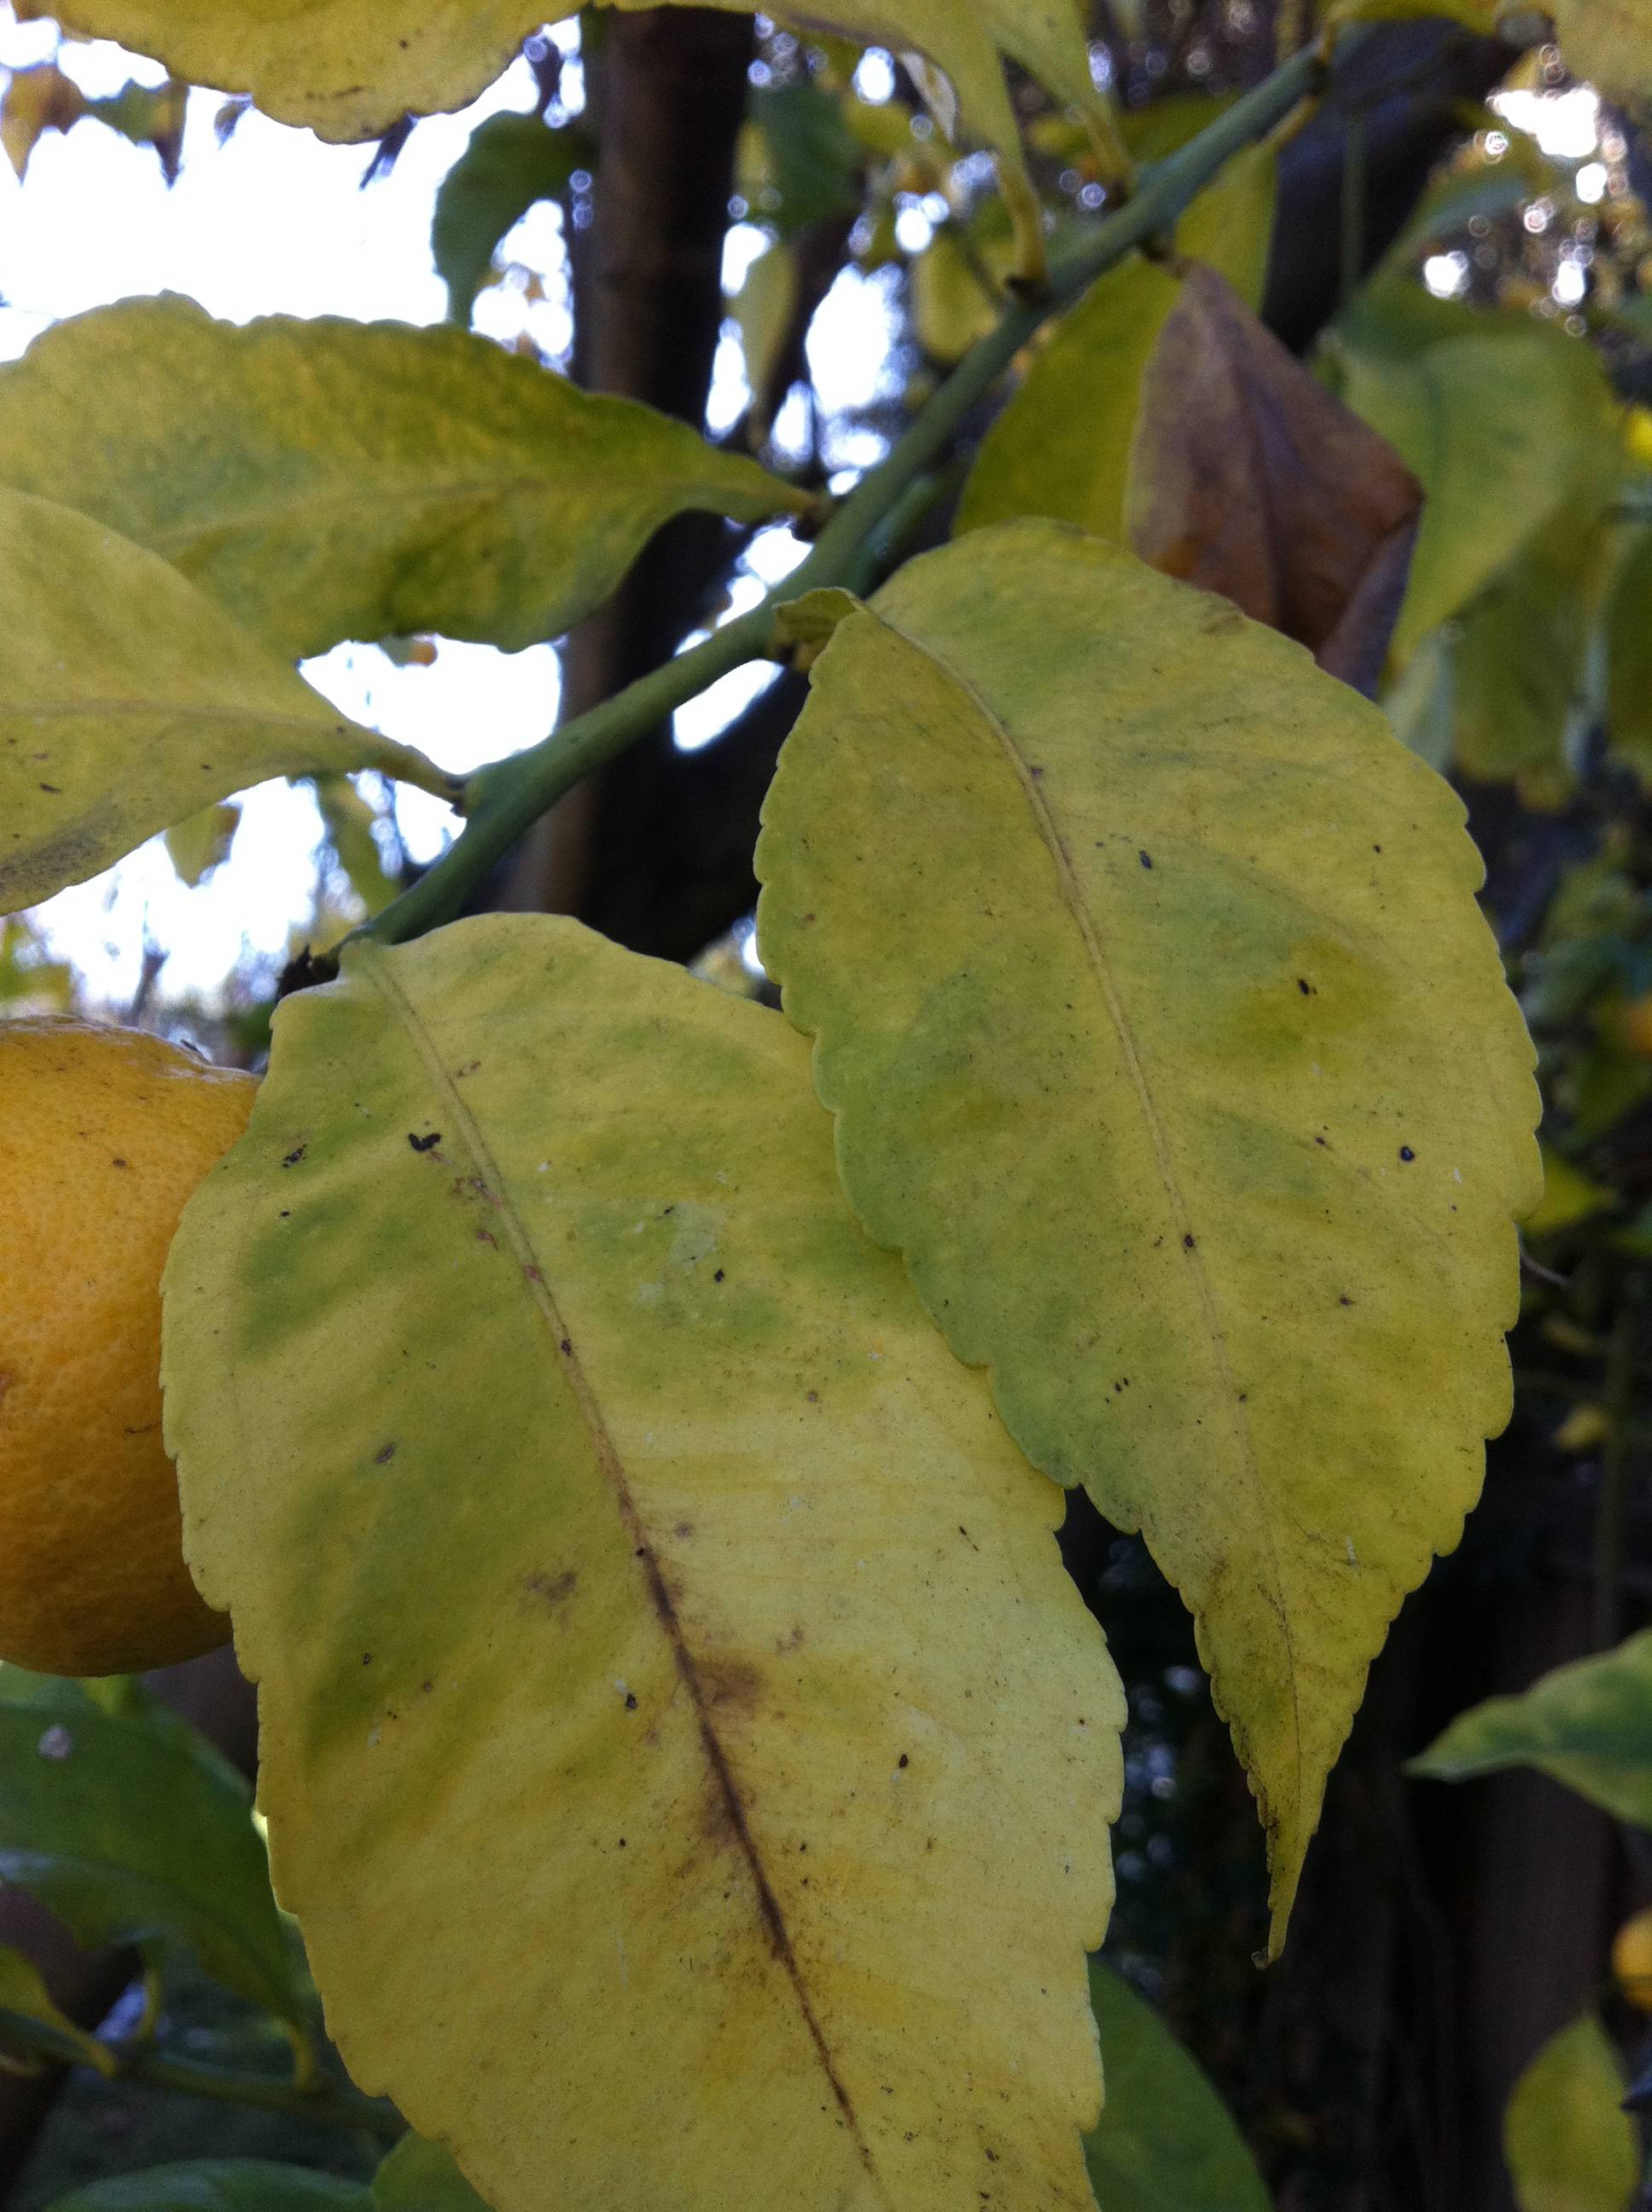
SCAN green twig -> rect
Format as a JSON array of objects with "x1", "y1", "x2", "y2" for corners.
[
  {"x1": 0, "y1": 2008, "x2": 402, "y2": 2139},
  {"x1": 354, "y1": 32, "x2": 1339, "y2": 956}
]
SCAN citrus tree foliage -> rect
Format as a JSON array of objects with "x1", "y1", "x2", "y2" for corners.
[
  {"x1": 0, "y1": 2, "x2": 1582, "y2": 2199},
  {"x1": 0, "y1": 488, "x2": 453, "y2": 916},
  {"x1": 161, "y1": 917, "x2": 1123, "y2": 2212},
  {"x1": 757, "y1": 523, "x2": 1540, "y2": 1947},
  {"x1": 0, "y1": 300, "x2": 805, "y2": 661},
  {"x1": 1412, "y1": 1627, "x2": 1652, "y2": 1825}
]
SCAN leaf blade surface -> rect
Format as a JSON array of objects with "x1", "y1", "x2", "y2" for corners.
[
  {"x1": 161, "y1": 914, "x2": 1121, "y2": 2212},
  {"x1": 0, "y1": 300, "x2": 805, "y2": 662},
  {"x1": 1410, "y1": 1627, "x2": 1652, "y2": 1825},
  {"x1": 756, "y1": 521, "x2": 1540, "y2": 1947},
  {"x1": 0, "y1": 490, "x2": 446, "y2": 917}
]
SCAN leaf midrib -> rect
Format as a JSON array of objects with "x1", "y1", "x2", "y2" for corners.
[
  {"x1": 877, "y1": 608, "x2": 1306, "y2": 1815},
  {"x1": 358, "y1": 946, "x2": 890, "y2": 2205}
]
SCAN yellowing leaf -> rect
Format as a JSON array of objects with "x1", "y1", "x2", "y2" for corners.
[
  {"x1": 1504, "y1": 2016, "x2": 1638, "y2": 2212},
  {"x1": 161, "y1": 913, "x2": 1122, "y2": 2212},
  {"x1": 0, "y1": 298, "x2": 806, "y2": 663},
  {"x1": 956, "y1": 147, "x2": 1277, "y2": 544},
  {"x1": 165, "y1": 801, "x2": 241, "y2": 890},
  {"x1": 1550, "y1": 2, "x2": 1652, "y2": 114},
  {"x1": 756, "y1": 521, "x2": 1540, "y2": 1949},
  {"x1": 0, "y1": 489, "x2": 452, "y2": 917},
  {"x1": 1, "y1": 64, "x2": 85, "y2": 178},
  {"x1": 13, "y1": 0, "x2": 546, "y2": 141},
  {"x1": 0, "y1": 1945, "x2": 116, "y2": 2077}
]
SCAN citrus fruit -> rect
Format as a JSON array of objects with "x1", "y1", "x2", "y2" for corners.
[
  {"x1": 0, "y1": 1017, "x2": 256, "y2": 1675},
  {"x1": 1614, "y1": 1906, "x2": 1652, "y2": 2011}
]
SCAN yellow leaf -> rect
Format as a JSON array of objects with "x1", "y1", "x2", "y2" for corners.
[
  {"x1": 0, "y1": 298, "x2": 806, "y2": 662},
  {"x1": 1504, "y1": 2015, "x2": 1638, "y2": 2212},
  {"x1": 0, "y1": 1945, "x2": 116, "y2": 2077},
  {"x1": 165, "y1": 800, "x2": 241, "y2": 890},
  {"x1": 0, "y1": 488, "x2": 452, "y2": 917},
  {"x1": 1550, "y1": 0, "x2": 1652, "y2": 114},
  {"x1": 14, "y1": 0, "x2": 545, "y2": 142},
  {"x1": 161, "y1": 913, "x2": 1123, "y2": 2212},
  {"x1": 1, "y1": 63, "x2": 84, "y2": 179},
  {"x1": 756, "y1": 521, "x2": 1540, "y2": 1950}
]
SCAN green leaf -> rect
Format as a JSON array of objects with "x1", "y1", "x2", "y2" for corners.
[
  {"x1": 1607, "y1": 527, "x2": 1652, "y2": 778},
  {"x1": 956, "y1": 147, "x2": 1277, "y2": 544},
  {"x1": 754, "y1": 521, "x2": 1540, "y2": 1951},
  {"x1": 1410, "y1": 1627, "x2": 1652, "y2": 1825},
  {"x1": 161, "y1": 914, "x2": 1124, "y2": 2212},
  {"x1": 1083, "y1": 1962, "x2": 1271, "y2": 2212},
  {"x1": 0, "y1": 1669, "x2": 303, "y2": 2027},
  {"x1": 12, "y1": 0, "x2": 547, "y2": 141},
  {"x1": 432, "y1": 111, "x2": 589, "y2": 325},
  {"x1": 165, "y1": 802, "x2": 241, "y2": 891},
  {"x1": 44, "y1": 2165, "x2": 370, "y2": 2212},
  {"x1": 1525, "y1": 1150, "x2": 1617, "y2": 1237},
  {"x1": 1504, "y1": 2016, "x2": 1639, "y2": 2212},
  {"x1": 1443, "y1": 498, "x2": 1617, "y2": 802},
  {"x1": 0, "y1": 488, "x2": 451, "y2": 919},
  {"x1": 0, "y1": 1943, "x2": 118, "y2": 2076},
  {"x1": 1332, "y1": 297, "x2": 1621, "y2": 667},
  {"x1": 732, "y1": 240, "x2": 800, "y2": 418},
  {"x1": 371, "y1": 2135, "x2": 489, "y2": 2212},
  {"x1": 745, "y1": 80, "x2": 863, "y2": 236},
  {"x1": 0, "y1": 298, "x2": 806, "y2": 664},
  {"x1": 313, "y1": 778, "x2": 398, "y2": 921}
]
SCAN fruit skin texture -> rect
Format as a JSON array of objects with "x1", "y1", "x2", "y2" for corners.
[{"x1": 0, "y1": 1018, "x2": 255, "y2": 1675}]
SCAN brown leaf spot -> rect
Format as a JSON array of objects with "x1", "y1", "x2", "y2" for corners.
[{"x1": 524, "y1": 1569, "x2": 579, "y2": 1611}]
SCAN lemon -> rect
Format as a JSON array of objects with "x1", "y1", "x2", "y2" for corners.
[
  {"x1": 0, "y1": 1018, "x2": 255, "y2": 1675},
  {"x1": 1613, "y1": 1906, "x2": 1652, "y2": 2011}
]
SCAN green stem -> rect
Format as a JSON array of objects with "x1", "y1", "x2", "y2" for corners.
[
  {"x1": 0, "y1": 2008, "x2": 402, "y2": 2139},
  {"x1": 356, "y1": 32, "x2": 1336, "y2": 955}
]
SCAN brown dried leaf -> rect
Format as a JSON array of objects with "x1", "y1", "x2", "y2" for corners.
[{"x1": 1126, "y1": 265, "x2": 1422, "y2": 695}]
